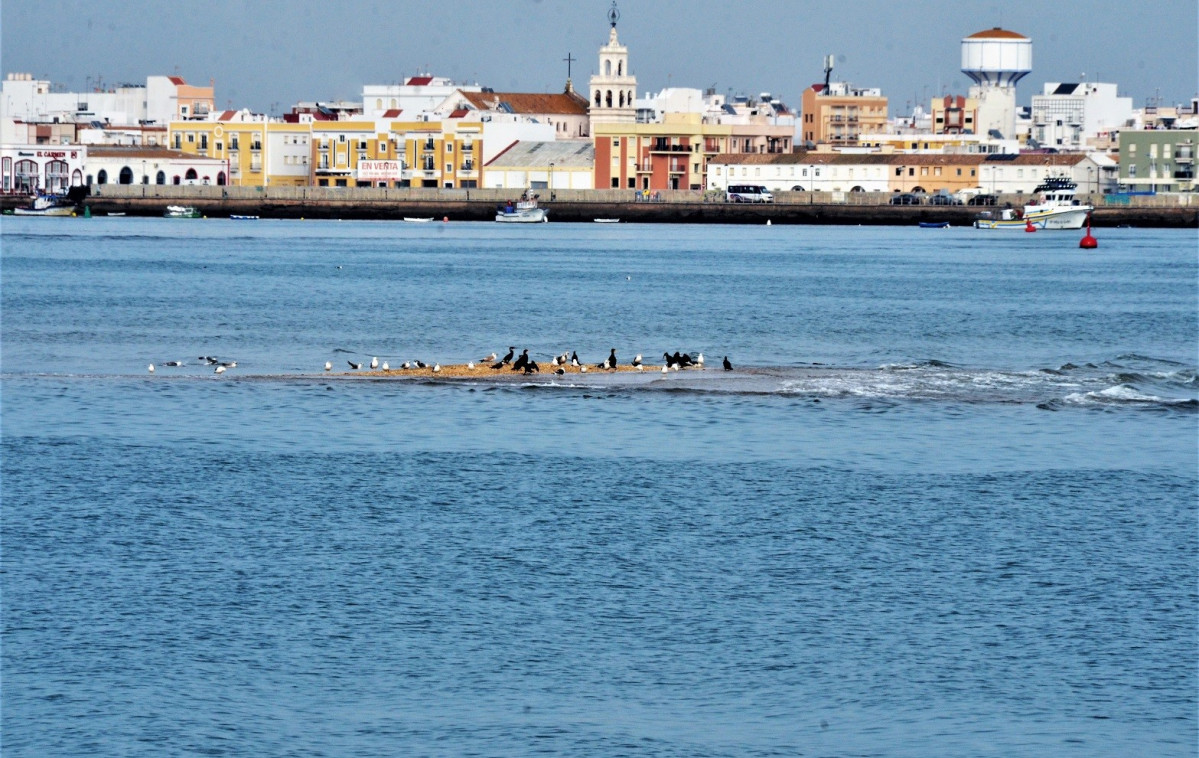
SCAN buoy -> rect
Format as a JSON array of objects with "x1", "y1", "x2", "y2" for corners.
[
  {"x1": 442, "y1": 216, "x2": 449, "y2": 223},
  {"x1": 83, "y1": 206, "x2": 91, "y2": 218},
  {"x1": 766, "y1": 219, "x2": 772, "y2": 226},
  {"x1": 1024, "y1": 218, "x2": 1036, "y2": 233},
  {"x1": 1079, "y1": 212, "x2": 1098, "y2": 249}
]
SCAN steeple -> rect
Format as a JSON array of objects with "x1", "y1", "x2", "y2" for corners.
[{"x1": 588, "y1": 1, "x2": 637, "y2": 123}]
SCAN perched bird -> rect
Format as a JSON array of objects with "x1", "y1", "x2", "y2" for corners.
[
  {"x1": 672, "y1": 364, "x2": 679, "y2": 372},
  {"x1": 415, "y1": 360, "x2": 427, "y2": 369},
  {"x1": 512, "y1": 349, "x2": 530, "y2": 372},
  {"x1": 382, "y1": 362, "x2": 390, "y2": 371},
  {"x1": 723, "y1": 356, "x2": 733, "y2": 371},
  {"x1": 432, "y1": 363, "x2": 441, "y2": 373},
  {"x1": 570, "y1": 351, "x2": 580, "y2": 366},
  {"x1": 490, "y1": 360, "x2": 504, "y2": 370},
  {"x1": 662, "y1": 352, "x2": 675, "y2": 368},
  {"x1": 370, "y1": 357, "x2": 379, "y2": 370},
  {"x1": 632, "y1": 353, "x2": 642, "y2": 367},
  {"x1": 580, "y1": 365, "x2": 588, "y2": 373},
  {"x1": 606, "y1": 349, "x2": 617, "y2": 370},
  {"x1": 214, "y1": 365, "x2": 226, "y2": 374},
  {"x1": 551, "y1": 355, "x2": 561, "y2": 367},
  {"x1": 348, "y1": 361, "x2": 362, "y2": 370},
  {"x1": 636, "y1": 365, "x2": 644, "y2": 371},
  {"x1": 481, "y1": 352, "x2": 497, "y2": 363},
  {"x1": 524, "y1": 360, "x2": 540, "y2": 374},
  {"x1": 696, "y1": 353, "x2": 704, "y2": 368},
  {"x1": 674, "y1": 352, "x2": 691, "y2": 367},
  {"x1": 554, "y1": 367, "x2": 565, "y2": 376},
  {"x1": 324, "y1": 361, "x2": 333, "y2": 371},
  {"x1": 467, "y1": 362, "x2": 475, "y2": 370},
  {"x1": 501, "y1": 347, "x2": 515, "y2": 364},
  {"x1": 163, "y1": 361, "x2": 183, "y2": 367},
  {"x1": 661, "y1": 364, "x2": 669, "y2": 373},
  {"x1": 148, "y1": 364, "x2": 155, "y2": 373},
  {"x1": 402, "y1": 361, "x2": 412, "y2": 370},
  {"x1": 220, "y1": 361, "x2": 237, "y2": 368}
]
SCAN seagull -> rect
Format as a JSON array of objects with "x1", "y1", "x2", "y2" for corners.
[
  {"x1": 163, "y1": 361, "x2": 183, "y2": 367},
  {"x1": 661, "y1": 364, "x2": 668, "y2": 373},
  {"x1": 481, "y1": 352, "x2": 497, "y2": 363},
  {"x1": 696, "y1": 353, "x2": 704, "y2": 368},
  {"x1": 555, "y1": 367, "x2": 565, "y2": 376},
  {"x1": 632, "y1": 353, "x2": 642, "y2": 367},
  {"x1": 324, "y1": 361, "x2": 333, "y2": 371},
  {"x1": 370, "y1": 357, "x2": 379, "y2": 370},
  {"x1": 490, "y1": 359, "x2": 504, "y2": 370},
  {"x1": 148, "y1": 364, "x2": 155, "y2": 373},
  {"x1": 214, "y1": 365, "x2": 226, "y2": 374},
  {"x1": 415, "y1": 360, "x2": 427, "y2": 369},
  {"x1": 220, "y1": 361, "x2": 237, "y2": 368},
  {"x1": 501, "y1": 347, "x2": 515, "y2": 364},
  {"x1": 723, "y1": 356, "x2": 733, "y2": 371},
  {"x1": 467, "y1": 362, "x2": 475, "y2": 370},
  {"x1": 382, "y1": 361, "x2": 389, "y2": 371},
  {"x1": 551, "y1": 355, "x2": 561, "y2": 366},
  {"x1": 402, "y1": 361, "x2": 411, "y2": 370},
  {"x1": 580, "y1": 365, "x2": 588, "y2": 373},
  {"x1": 636, "y1": 365, "x2": 644, "y2": 371},
  {"x1": 348, "y1": 361, "x2": 362, "y2": 370},
  {"x1": 570, "y1": 351, "x2": 580, "y2": 366},
  {"x1": 432, "y1": 363, "x2": 441, "y2": 373}
]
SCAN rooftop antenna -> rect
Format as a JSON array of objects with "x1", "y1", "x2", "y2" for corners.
[{"x1": 822, "y1": 54, "x2": 834, "y2": 94}]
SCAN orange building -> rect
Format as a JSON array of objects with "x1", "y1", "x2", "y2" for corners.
[{"x1": 800, "y1": 82, "x2": 888, "y2": 147}]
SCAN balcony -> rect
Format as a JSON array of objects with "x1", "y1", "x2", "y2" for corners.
[
  {"x1": 650, "y1": 141, "x2": 691, "y2": 153},
  {"x1": 1175, "y1": 148, "x2": 1194, "y2": 162}
]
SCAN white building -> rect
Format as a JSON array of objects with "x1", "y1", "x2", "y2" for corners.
[
  {"x1": 1030, "y1": 82, "x2": 1133, "y2": 150},
  {"x1": 84, "y1": 146, "x2": 227, "y2": 187},
  {"x1": 362, "y1": 75, "x2": 481, "y2": 120},
  {"x1": 483, "y1": 140, "x2": 595, "y2": 190},
  {"x1": 588, "y1": 9, "x2": 637, "y2": 124},
  {"x1": 0, "y1": 144, "x2": 86, "y2": 193}
]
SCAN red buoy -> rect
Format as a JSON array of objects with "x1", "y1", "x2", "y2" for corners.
[
  {"x1": 1025, "y1": 218, "x2": 1036, "y2": 233},
  {"x1": 1079, "y1": 212, "x2": 1098, "y2": 249}
]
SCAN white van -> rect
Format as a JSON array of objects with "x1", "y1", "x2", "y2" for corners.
[{"x1": 726, "y1": 184, "x2": 774, "y2": 203}]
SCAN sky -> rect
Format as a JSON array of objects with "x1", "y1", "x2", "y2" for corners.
[{"x1": 2, "y1": 0, "x2": 1196, "y2": 117}]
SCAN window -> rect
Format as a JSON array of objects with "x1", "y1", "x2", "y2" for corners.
[
  {"x1": 231, "y1": 136, "x2": 239, "y2": 149},
  {"x1": 187, "y1": 134, "x2": 194, "y2": 143},
  {"x1": 215, "y1": 142, "x2": 222, "y2": 152},
  {"x1": 612, "y1": 139, "x2": 620, "y2": 147},
  {"x1": 445, "y1": 163, "x2": 452, "y2": 173},
  {"x1": 956, "y1": 168, "x2": 962, "y2": 176},
  {"x1": 200, "y1": 134, "x2": 208, "y2": 149},
  {"x1": 446, "y1": 143, "x2": 453, "y2": 153},
  {"x1": 173, "y1": 134, "x2": 181, "y2": 149}
]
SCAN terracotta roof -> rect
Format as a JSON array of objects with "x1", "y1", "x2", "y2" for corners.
[
  {"x1": 709, "y1": 151, "x2": 988, "y2": 167},
  {"x1": 406, "y1": 76, "x2": 434, "y2": 86},
  {"x1": 458, "y1": 90, "x2": 589, "y2": 116},
  {"x1": 382, "y1": 109, "x2": 403, "y2": 118},
  {"x1": 87, "y1": 146, "x2": 222, "y2": 160},
  {"x1": 984, "y1": 152, "x2": 1088, "y2": 166},
  {"x1": 168, "y1": 76, "x2": 186, "y2": 86},
  {"x1": 448, "y1": 108, "x2": 469, "y2": 119},
  {"x1": 965, "y1": 27, "x2": 1028, "y2": 40}
]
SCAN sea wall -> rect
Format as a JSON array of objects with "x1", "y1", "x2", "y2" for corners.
[{"x1": 5, "y1": 185, "x2": 1196, "y2": 227}]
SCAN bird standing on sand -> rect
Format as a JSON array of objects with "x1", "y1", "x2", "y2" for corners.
[
  {"x1": 481, "y1": 352, "x2": 497, "y2": 363},
  {"x1": 555, "y1": 367, "x2": 565, "y2": 376},
  {"x1": 723, "y1": 356, "x2": 733, "y2": 371},
  {"x1": 467, "y1": 362, "x2": 475, "y2": 370},
  {"x1": 382, "y1": 361, "x2": 390, "y2": 371},
  {"x1": 570, "y1": 351, "x2": 580, "y2": 366},
  {"x1": 432, "y1": 363, "x2": 441, "y2": 373},
  {"x1": 511, "y1": 349, "x2": 530, "y2": 372},
  {"x1": 348, "y1": 361, "x2": 362, "y2": 370},
  {"x1": 632, "y1": 353, "x2": 642, "y2": 367},
  {"x1": 370, "y1": 357, "x2": 379, "y2": 370},
  {"x1": 662, "y1": 352, "x2": 675, "y2": 368},
  {"x1": 501, "y1": 347, "x2": 515, "y2": 364},
  {"x1": 606, "y1": 349, "x2": 617, "y2": 370},
  {"x1": 696, "y1": 353, "x2": 704, "y2": 368},
  {"x1": 325, "y1": 361, "x2": 333, "y2": 371},
  {"x1": 524, "y1": 360, "x2": 540, "y2": 374}
]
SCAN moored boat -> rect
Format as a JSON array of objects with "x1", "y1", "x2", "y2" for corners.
[
  {"x1": 918, "y1": 221, "x2": 950, "y2": 229},
  {"x1": 973, "y1": 177, "x2": 1092, "y2": 230},
  {"x1": 594, "y1": 218, "x2": 620, "y2": 223},
  {"x1": 12, "y1": 192, "x2": 75, "y2": 216},
  {"x1": 165, "y1": 205, "x2": 202, "y2": 218},
  {"x1": 496, "y1": 193, "x2": 548, "y2": 223},
  {"x1": 403, "y1": 217, "x2": 434, "y2": 223}
]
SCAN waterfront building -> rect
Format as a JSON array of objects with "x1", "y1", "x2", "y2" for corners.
[
  {"x1": 310, "y1": 119, "x2": 398, "y2": 187},
  {"x1": 961, "y1": 28, "x2": 1032, "y2": 140},
  {"x1": 799, "y1": 81, "x2": 888, "y2": 147},
  {"x1": 708, "y1": 152, "x2": 987, "y2": 195},
  {"x1": 169, "y1": 111, "x2": 268, "y2": 186},
  {"x1": 1030, "y1": 82, "x2": 1133, "y2": 151},
  {"x1": 387, "y1": 117, "x2": 484, "y2": 188},
  {"x1": 0, "y1": 144, "x2": 86, "y2": 193},
  {"x1": 84, "y1": 145, "x2": 226, "y2": 188},
  {"x1": 979, "y1": 152, "x2": 1103, "y2": 196},
  {"x1": 930, "y1": 95, "x2": 980, "y2": 135},
  {"x1": 1117, "y1": 129, "x2": 1197, "y2": 193},
  {"x1": 483, "y1": 140, "x2": 595, "y2": 191}
]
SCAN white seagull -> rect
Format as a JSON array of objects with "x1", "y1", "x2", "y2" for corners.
[
  {"x1": 481, "y1": 352, "x2": 497, "y2": 362},
  {"x1": 370, "y1": 357, "x2": 379, "y2": 370},
  {"x1": 382, "y1": 361, "x2": 389, "y2": 371},
  {"x1": 214, "y1": 365, "x2": 226, "y2": 374},
  {"x1": 148, "y1": 364, "x2": 155, "y2": 373},
  {"x1": 324, "y1": 361, "x2": 333, "y2": 371},
  {"x1": 467, "y1": 362, "x2": 475, "y2": 370},
  {"x1": 662, "y1": 365, "x2": 668, "y2": 373},
  {"x1": 580, "y1": 365, "x2": 588, "y2": 373},
  {"x1": 432, "y1": 363, "x2": 441, "y2": 373},
  {"x1": 696, "y1": 353, "x2": 704, "y2": 368}
]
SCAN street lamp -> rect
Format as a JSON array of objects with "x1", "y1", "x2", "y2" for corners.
[{"x1": 549, "y1": 161, "x2": 555, "y2": 200}]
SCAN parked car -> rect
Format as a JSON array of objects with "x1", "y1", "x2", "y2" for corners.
[
  {"x1": 726, "y1": 184, "x2": 774, "y2": 203},
  {"x1": 967, "y1": 194, "x2": 998, "y2": 206},
  {"x1": 889, "y1": 193, "x2": 923, "y2": 205},
  {"x1": 929, "y1": 194, "x2": 963, "y2": 205}
]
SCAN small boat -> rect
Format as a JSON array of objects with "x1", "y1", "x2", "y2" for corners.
[
  {"x1": 107, "y1": 212, "x2": 126, "y2": 217},
  {"x1": 403, "y1": 217, "x2": 434, "y2": 223},
  {"x1": 12, "y1": 192, "x2": 75, "y2": 216},
  {"x1": 918, "y1": 221, "x2": 950, "y2": 229},
  {"x1": 230, "y1": 214, "x2": 259, "y2": 220},
  {"x1": 496, "y1": 193, "x2": 548, "y2": 223},
  {"x1": 165, "y1": 205, "x2": 202, "y2": 218},
  {"x1": 594, "y1": 218, "x2": 620, "y2": 223},
  {"x1": 973, "y1": 177, "x2": 1092, "y2": 230}
]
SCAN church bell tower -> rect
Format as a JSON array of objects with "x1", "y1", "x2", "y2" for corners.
[{"x1": 588, "y1": 1, "x2": 637, "y2": 123}]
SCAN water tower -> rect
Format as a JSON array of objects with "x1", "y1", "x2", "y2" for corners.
[{"x1": 961, "y1": 28, "x2": 1032, "y2": 140}]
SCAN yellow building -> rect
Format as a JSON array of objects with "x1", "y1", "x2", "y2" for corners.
[
  {"x1": 168, "y1": 111, "x2": 271, "y2": 186},
  {"x1": 389, "y1": 117, "x2": 483, "y2": 188}
]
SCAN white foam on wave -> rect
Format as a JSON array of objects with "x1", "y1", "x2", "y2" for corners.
[{"x1": 1065, "y1": 384, "x2": 1165, "y2": 405}]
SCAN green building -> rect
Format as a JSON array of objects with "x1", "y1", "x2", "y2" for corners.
[{"x1": 1117, "y1": 129, "x2": 1196, "y2": 192}]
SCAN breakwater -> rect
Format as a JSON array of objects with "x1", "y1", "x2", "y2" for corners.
[{"x1": 5, "y1": 186, "x2": 1196, "y2": 227}]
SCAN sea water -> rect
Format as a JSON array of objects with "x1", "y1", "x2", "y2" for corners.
[{"x1": 2, "y1": 218, "x2": 1195, "y2": 757}]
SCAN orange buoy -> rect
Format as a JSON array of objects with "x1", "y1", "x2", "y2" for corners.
[
  {"x1": 1079, "y1": 212, "x2": 1098, "y2": 249},
  {"x1": 1025, "y1": 218, "x2": 1036, "y2": 232}
]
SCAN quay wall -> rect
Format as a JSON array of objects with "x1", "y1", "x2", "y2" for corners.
[{"x1": 5, "y1": 186, "x2": 1196, "y2": 227}]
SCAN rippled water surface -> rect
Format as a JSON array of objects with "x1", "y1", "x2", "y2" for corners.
[{"x1": 3, "y1": 219, "x2": 1196, "y2": 756}]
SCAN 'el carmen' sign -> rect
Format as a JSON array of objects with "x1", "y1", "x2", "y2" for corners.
[
  {"x1": 357, "y1": 160, "x2": 401, "y2": 180},
  {"x1": 35, "y1": 150, "x2": 79, "y2": 159}
]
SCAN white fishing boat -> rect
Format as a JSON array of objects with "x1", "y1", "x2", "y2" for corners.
[
  {"x1": 403, "y1": 217, "x2": 434, "y2": 223},
  {"x1": 230, "y1": 214, "x2": 259, "y2": 220},
  {"x1": 496, "y1": 193, "x2": 547, "y2": 223},
  {"x1": 973, "y1": 177, "x2": 1092, "y2": 230},
  {"x1": 165, "y1": 205, "x2": 202, "y2": 218},
  {"x1": 12, "y1": 192, "x2": 75, "y2": 216},
  {"x1": 594, "y1": 218, "x2": 620, "y2": 223}
]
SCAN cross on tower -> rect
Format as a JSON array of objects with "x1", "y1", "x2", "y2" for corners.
[{"x1": 563, "y1": 52, "x2": 576, "y2": 80}]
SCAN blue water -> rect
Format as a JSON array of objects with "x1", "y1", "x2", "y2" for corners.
[{"x1": 3, "y1": 218, "x2": 1196, "y2": 756}]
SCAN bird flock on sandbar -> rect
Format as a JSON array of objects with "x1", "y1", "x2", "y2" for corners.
[{"x1": 147, "y1": 349, "x2": 735, "y2": 377}]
